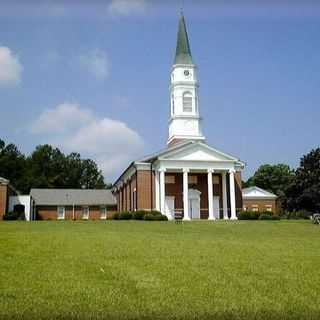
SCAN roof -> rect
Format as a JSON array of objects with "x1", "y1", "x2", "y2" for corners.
[
  {"x1": 0, "y1": 177, "x2": 9, "y2": 185},
  {"x1": 30, "y1": 189, "x2": 116, "y2": 206},
  {"x1": 139, "y1": 140, "x2": 245, "y2": 164},
  {"x1": 113, "y1": 140, "x2": 245, "y2": 187},
  {"x1": 242, "y1": 186, "x2": 277, "y2": 199},
  {"x1": 174, "y1": 13, "x2": 193, "y2": 65}
]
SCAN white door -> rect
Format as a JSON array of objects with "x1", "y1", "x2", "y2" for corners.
[
  {"x1": 188, "y1": 189, "x2": 201, "y2": 219},
  {"x1": 165, "y1": 196, "x2": 175, "y2": 220},
  {"x1": 213, "y1": 196, "x2": 220, "y2": 219},
  {"x1": 189, "y1": 199, "x2": 200, "y2": 219}
]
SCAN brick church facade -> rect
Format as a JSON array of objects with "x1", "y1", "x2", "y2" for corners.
[{"x1": 112, "y1": 14, "x2": 246, "y2": 220}]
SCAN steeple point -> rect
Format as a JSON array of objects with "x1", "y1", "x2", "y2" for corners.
[{"x1": 174, "y1": 13, "x2": 193, "y2": 65}]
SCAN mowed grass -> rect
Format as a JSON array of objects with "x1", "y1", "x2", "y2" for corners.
[{"x1": 0, "y1": 221, "x2": 319, "y2": 320}]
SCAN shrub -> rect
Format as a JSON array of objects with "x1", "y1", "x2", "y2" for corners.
[
  {"x1": 287, "y1": 210, "x2": 311, "y2": 220},
  {"x1": 144, "y1": 213, "x2": 168, "y2": 221},
  {"x1": 132, "y1": 210, "x2": 147, "y2": 220},
  {"x1": 238, "y1": 210, "x2": 259, "y2": 220},
  {"x1": 118, "y1": 212, "x2": 133, "y2": 220},
  {"x1": 3, "y1": 211, "x2": 25, "y2": 221},
  {"x1": 149, "y1": 210, "x2": 163, "y2": 216},
  {"x1": 259, "y1": 214, "x2": 272, "y2": 220},
  {"x1": 271, "y1": 215, "x2": 281, "y2": 220},
  {"x1": 111, "y1": 213, "x2": 119, "y2": 220}
]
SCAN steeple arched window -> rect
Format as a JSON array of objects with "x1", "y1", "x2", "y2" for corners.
[{"x1": 183, "y1": 91, "x2": 193, "y2": 112}]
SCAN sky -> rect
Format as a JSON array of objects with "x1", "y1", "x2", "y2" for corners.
[{"x1": 0, "y1": 0, "x2": 320, "y2": 183}]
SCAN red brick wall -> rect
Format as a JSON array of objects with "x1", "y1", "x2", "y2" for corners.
[
  {"x1": 113, "y1": 169, "x2": 243, "y2": 218},
  {"x1": 0, "y1": 184, "x2": 8, "y2": 220},
  {"x1": 137, "y1": 170, "x2": 153, "y2": 210},
  {"x1": 235, "y1": 171, "x2": 243, "y2": 211},
  {"x1": 36, "y1": 205, "x2": 117, "y2": 220},
  {"x1": 243, "y1": 199, "x2": 278, "y2": 214}
]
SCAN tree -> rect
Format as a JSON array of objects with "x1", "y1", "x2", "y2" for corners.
[
  {"x1": 0, "y1": 139, "x2": 27, "y2": 193},
  {"x1": 26, "y1": 145, "x2": 106, "y2": 191},
  {"x1": 287, "y1": 148, "x2": 320, "y2": 212},
  {"x1": 245, "y1": 164, "x2": 295, "y2": 196},
  {"x1": 80, "y1": 159, "x2": 105, "y2": 189},
  {"x1": 0, "y1": 139, "x2": 107, "y2": 192},
  {"x1": 26, "y1": 145, "x2": 67, "y2": 189},
  {"x1": 244, "y1": 164, "x2": 295, "y2": 212}
]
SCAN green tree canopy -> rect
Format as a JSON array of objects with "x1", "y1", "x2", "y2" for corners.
[
  {"x1": 0, "y1": 139, "x2": 107, "y2": 193},
  {"x1": 0, "y1": 139, "x2": 27, "y2": 192},
  {"x1": 245, "y1": 164, "x2": 295, "y2": 196},
  {"x1": 287, "y1": 148, "x2": 320, "y2": 212}
]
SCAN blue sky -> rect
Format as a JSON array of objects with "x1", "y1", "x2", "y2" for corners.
[{"x1": 0, "y1": 0, "x2": 319, "y2": 182}]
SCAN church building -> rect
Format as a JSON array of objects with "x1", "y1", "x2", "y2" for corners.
[{"x1": 112, "y1": 14, "x2": 245, "y2": 220}]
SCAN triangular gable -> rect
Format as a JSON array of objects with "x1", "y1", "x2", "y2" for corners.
[
  {"x1": 159, "y1": 141, "x2": 242, "y2": 163},
  {"x1": 242, "y1": 186, "x2": 277, "y2": 198}
]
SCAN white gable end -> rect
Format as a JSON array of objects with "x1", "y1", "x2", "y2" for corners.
[
  {"x1": 160, "y1": 143, "x2": 239, "y2": 162},
  {"x1": 242, "y1": 187, "x2": 277, "y2": 199}
]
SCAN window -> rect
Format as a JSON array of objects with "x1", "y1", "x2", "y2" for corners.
[
  {"x1": 183, "y1": 92, "x2": 193, "y2": 112},
  {"x1": 252, "y1": 205, "x2": 259, "y2": 212},
  {"x1": 188, "y1": 175, "x2": 198, "y2": 185},
  {"x1": 82, "y1": 206, "x2": 89, "y2": 220},
  {"x1": 265, "y1": 205, "x2": 272, "y2": 212},
  {"x1": 57, "y1": 206, "x2": 65, "y2": 220},
  {"x1": 100, "y1": 207, "x2": 107, "y2": 220},
  {"x1": 165, "y1": 175, "x2": 175, "y2": 184}
]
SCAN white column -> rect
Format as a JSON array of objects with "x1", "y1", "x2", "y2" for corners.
[
  {"x1": 155, "y1": 170, "x2": 160, "y2": 211},
  {"x1": 229, "y1": 169, "x2": 237, "y2": 220},
  {"x1": 183, "y1": 168, "x2": 190, "y2": 220},
  {"x1": 159, "y1": 169, "x2": 166, "y2": 215},
  {"x1": 222, "y1": 171, "x2": 228, "y2": 220},
  {"x1": 207, "y1": 169, "x2": 215, "y2": 220}
]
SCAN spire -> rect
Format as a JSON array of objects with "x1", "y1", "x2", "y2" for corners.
[{"x1": 174, "y1": 13, "x2": 193, "y2": 65}]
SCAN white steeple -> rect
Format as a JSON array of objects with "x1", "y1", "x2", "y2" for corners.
[{"x1": 167, "y1": 13, "x2": 205, "y2": 146}]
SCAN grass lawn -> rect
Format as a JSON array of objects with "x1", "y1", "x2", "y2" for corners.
[{"x1": 0, "y1": 221, "x2": 319, "y2": 320}]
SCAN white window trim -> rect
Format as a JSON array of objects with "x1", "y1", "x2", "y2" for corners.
[
  {"x1": 57, "y1": 206, "x2": 65, "y2": 220},
  {"x1": 100, "y1": 206, "x2": 107, "y2": 220},
  {"x1": 82, "y1": 206, "x2": 90, "y2": 220}
]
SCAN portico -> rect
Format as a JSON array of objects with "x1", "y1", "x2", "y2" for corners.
[{"x1": 154, "y1": 158, "x2": 241, "y2": 220}]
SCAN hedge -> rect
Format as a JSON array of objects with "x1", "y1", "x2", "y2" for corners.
[{"x1": 110, "y1": 210, "x2": 168, "y2": 221}]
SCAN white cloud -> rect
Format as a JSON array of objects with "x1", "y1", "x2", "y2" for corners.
[
  {"x1": 78, "y1": 49, "x2": 109, "y2": 80},
  {"x1": 31, "y1": 103, "x2": 93, "y2": 134},
  {"x1": 31, "y1": 102, "x2": 144, "y2": 180},
  {"x1": 0, "y1": 46, "x2": 23, "y2": 86},
  {"x1": 108, "y1": 0, "x2": 147, "y2": 16}
]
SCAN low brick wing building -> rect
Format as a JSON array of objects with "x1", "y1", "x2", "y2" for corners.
[
  {"x1": 242, "y1": 186, "x2": 278, "y2": 214},
  {"x1": 30, "y1": 189, "x2": 117, "y2": 220},
  {"x1": 0, "y1": 177, "x2": 18, "y2": 220}
]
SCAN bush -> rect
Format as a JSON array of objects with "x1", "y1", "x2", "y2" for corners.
[
  {"x1": 238, "y1": 210, "x2": 260, "y2": 220},
  {"x1": 144, "y1": 213, "x2": 168, "y2": 221},
  {"x1": 259, "y1": 214, "x2": 273, "y2": 220},
  {"x1": 271, "y1": 215, "x2": 281, "y2": 220},
  {"x1": 118, "y1": 212, "x2": 133, "y2": 220},
  {"x1": 3, "y1": 211, "x2": 25, "y2": 221},
  {"x1": 111, "y1": 213, "x2": 119, "y2": 220},
  {"x1": 132, "y1": 210, "x2": 147, "y2": 220},
  {"x1": 287, "y1": 210, "x2": 311, "y2": 220}
]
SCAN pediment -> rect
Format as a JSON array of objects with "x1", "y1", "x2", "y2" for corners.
[
  {"x1": 242, "y1": 187, "x2": 277, "y2": 199},
  {"x1": 160, "y1": 142, "x2": 239, "y2": 162}
]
